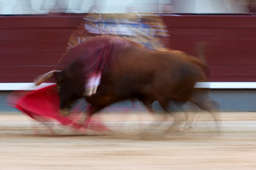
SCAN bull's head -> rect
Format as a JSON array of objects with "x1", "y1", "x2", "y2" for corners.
[{"x1": 34, "y1": 70, "x2": 84, "y2": 116}]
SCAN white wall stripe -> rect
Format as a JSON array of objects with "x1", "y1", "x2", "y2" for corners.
[
  {"x1": 0, "y1": 83, "x2": 55, "y2": 91},
  {"x1": 195, "y1": 82, "x2": 256, "y2": 89},
  {"x1": 0, "y1": 82, "x2": 256, "y2": 90}
]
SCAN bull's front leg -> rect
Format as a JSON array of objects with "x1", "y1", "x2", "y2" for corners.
[{"x1": 77, "y1": 104, "x2": 109, "y2": 132}]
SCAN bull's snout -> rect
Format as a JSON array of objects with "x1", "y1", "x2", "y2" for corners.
[{"x1": 60, "y1": 109, "x2": 70, "y2": 116}]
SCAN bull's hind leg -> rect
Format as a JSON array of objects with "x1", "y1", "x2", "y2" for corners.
[
  {"x1": 141, "y1": 97, "x2": 184, "y2": 134},
  {"x1": 161, "y1": 101, "x2": 187, "y2": 134},
  {"x1": 138, "y1": 99, "x2": 168, "y2": 137},
  {"x1": 190, "y1": 91, "x2": 220, "y2": 131},
  {"x1": 146, "y1": 98, "x2": 179, "y2": 134}
]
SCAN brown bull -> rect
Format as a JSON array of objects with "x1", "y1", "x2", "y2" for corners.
[{"x1": 35, "y1": 35, "x2": 217, "y2": 131}]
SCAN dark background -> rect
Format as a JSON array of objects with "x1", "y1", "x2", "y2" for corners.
[{"x1": 0, "y1": 14, "x2": 256, "y2": 82}]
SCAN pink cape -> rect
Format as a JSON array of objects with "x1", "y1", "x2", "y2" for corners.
[{"x1": 9, "y1": 84, "x2": 108, "y2": 131}]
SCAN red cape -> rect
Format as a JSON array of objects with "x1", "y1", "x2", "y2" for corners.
[{"x1": 9, "y1": 84, "x2": 108, "y2": 131}]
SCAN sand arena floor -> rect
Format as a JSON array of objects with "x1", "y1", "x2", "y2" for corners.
[{"x1": 1, "y1": 111, "x2": 256, "y2": 170}]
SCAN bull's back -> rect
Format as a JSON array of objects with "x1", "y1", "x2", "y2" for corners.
[
  {"x1": 106, "y1": 42, "x2": 206, "y2": 87},
  {"x1": 87, "y1": 36, "x2": 206, "y2": 102},
  {"x1": 105, "y1": 45, "x2": 157, "y2": 92}
]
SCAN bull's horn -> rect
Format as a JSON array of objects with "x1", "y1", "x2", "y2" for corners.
[{"x1": 34, "y1": 70, "x2": 61, "y2": 86}]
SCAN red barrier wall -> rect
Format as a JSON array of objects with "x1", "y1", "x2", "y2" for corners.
[
  {"x1": 162, "y1": 15, "x2": 256, "y2": 82},
  {"x1": 1, "y1": 14, "x2": 256, "y2": 82},
  {"x1": 0, "y1": 15, "x2": 81, "y2": 82}
]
